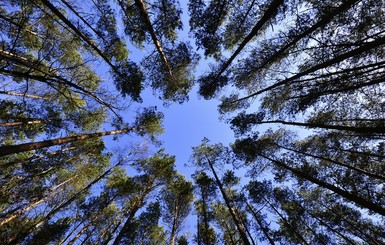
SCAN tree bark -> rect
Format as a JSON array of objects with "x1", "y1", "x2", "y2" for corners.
[
  {"x1": 234, "y1": 34, "x2": 385, "y2": 103},
  {"x1": 205, "y1": 155, "x2": 251, "y2": 245},
  {"x1": 216, "y1": 0, "x2": 283, "y2": 78},
  {"x1": 261, "y1": 153, "x2": 385, "y2": 216},
  {"x1": 111, "y1": 182, "x2": 154, "y2": 245},
  {"x1": 0, "y1": 128, "x2": 132, "y2": 157},
  {"x1": 133, "y1": 0, "x2": 173, "y2": 77},
  {"x1": 0, "y1": 91, "x2": 52, "y2": 100},
  {"x1": 246, "y1": 201, "x2": 275, "y2": 245},
  {"x1": 249, "y1": 0, "x2": 360, "y2": 73},
  {"x1": 256, "y1": 120, "x2": 385, "y2": 134},
  {"x1": 0, "y1": 120, "x2": 44, "y2": 127},
  {"x1": 170, "y1": 201, "x2": 179, "y2": 245},
  {"x1": 0, "y1": 175, "x2": 76, "y2": 226}
]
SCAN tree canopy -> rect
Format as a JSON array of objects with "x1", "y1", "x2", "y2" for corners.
[{"x1": 1, "y1": 0, "x2": 385, "y2": 244}]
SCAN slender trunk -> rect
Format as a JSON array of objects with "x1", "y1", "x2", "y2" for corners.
[
  {"x1": 321, "y1": 203, "x2": 382, "y2": 245},
  {"x1": 276, "y1": 143, "x2": 385, "y2": 181},
  {"x1": 111, "y1": 182, "x2": 154, "y2": 245},
  {"x1": 250, "y1": 0, "x2": 360, "y2": 73},
  {"x1": 202, "y1": 192, "x2": 209, "y2": 245},
  {"x1": 216, "y1": 0, "x2": 283, "y2": 78},
  {"x1": 133, "y1": 0, "x2": 173, "y2": 77},
  {"x1": 256, "y1": 120, "x2": 385, "y2": 134},
  {"x1": 205, "y1": 156, "x2": 251, "y2": 245},
  {"x1": 300, "y1": 205, "x2": 356, "y2": 245},
  {"x1": 9, "y1": 159, "x2": 126, "y2": 244},
  {"x1": 290, "y1": 77, "x2": 385, "y2": 102},
  {"x1": 222, "y1": 218, "x2": 237, "y2": 245},
  {"x1": 235, "y1": 0, "x2": 257, "y2": 32},
  {"x1": 246, "y1": 201, "x2": 275, "y2": 245},
  {"x1": 170, "y1": 201, "x2": 179, "y2": 245},
  {"x1": 1, "y1": 146, "x2": 77, "y2": 168},
  {"x1": 0, "y1": 54, "x2": 114, "y2": 112},
  {"x1": 60, "y1": 219, "x2": 86, "y2": 245},
  {"x1": 39, "y1": 0, "x2": 120, "y2": 75},
  {"x1": 233, "y1": 34, "x2": 385, "y2": 103},
  {"x1": 197, "y1": 215, "x2": 201, "y2": 245},
  {"x1": 329, "y1": 146, "x2": 385, "y2": 160},
  {"x1": 0, "y1": 91, "x2": 52, "y2": 100},
  {"x1": 0, "y1": 175, "x2": 76, "y2": 226},
  {"x1": 68, "y1": 221, "x2": 93, "y2": 245},
  {"x1": 0, "y1": 128, "x2": 131, "y2": 157},
  {"x1": 60, "y1": 0, "x2": 107, "y2": 43},
  {"x1": 264, "y1": 197, "x2": 309, "y2": 245},
  {"x1": 0, "y1": 120, "x2": 44, "y2": 127},
  {"x1": 261, "y1": 153, "x2": 385, "y2": 216},
  {"x1": 110, "y1": 204, "x2": 142, "y2": 245},
  {"x1": 241, "y1": 215, "x2": 256, "y2": 245}
]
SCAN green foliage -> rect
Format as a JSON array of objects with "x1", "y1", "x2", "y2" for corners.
[
  {"x1": 134, "y1": 107, "x2": 165, "y2": 140},
  {"x1": 1, "y1": 0, "x2": 385, "y2": 244}
]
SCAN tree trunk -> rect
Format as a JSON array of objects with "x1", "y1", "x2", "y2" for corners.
[
  {"x1": 0, "y1": 91, "x2": 52, "y2": 100},
  {"x1": 0, "y1": 120, "x2": 44, "y2": 127},
  {"x1": 111, "y1": 182, "x2": 154, "y2": 245},
  {"x1": 253, "y1": 0, "x2": 360, "y2": 73},
  {"x1": 2, "y1": 146, "x2": 77, "y2": 168},
  {"x1": 246, "y1": 201, "x2": 275, "y2": 245},
  {"x1": 256, "y1": 120, "x2": 385, "y2": 134},
  {"x1": 205, "y1": 156, "x2": 251, "y2": 245},
  {"x1": 133, "y1": 0, "x2": 173, "y2": 77},
  {"x1": 216, "y1": 0, "x2": 283, "y2": 78},
  {"x1": 39, "y1": 0, "x2": 120, "y2": 75},
  {"x1": 275, "y1": 142, "x2": 385, "y2": 181},
  {"x1": 264, "y1": 197, "x2": 309, "y2": 245},
  {"x1": 0, "y1": 128, "x2": 131, "y2": 157},
  {"x1": 261, "y1": 153, "x2": 385, "y2": 216},
  {"x1": 0, "y1": 175, "x2": 76, "y2": 226},
  {"x1": 170, "y1": 201, "x2": 179, "y2": 245},
  {"x1": 234, "y1": 34, "x2": 385, "y2": 103}
]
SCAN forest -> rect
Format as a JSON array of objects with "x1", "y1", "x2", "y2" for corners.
[{"x1": 0, "y1": 0, "x2": 385, "y2": 244}]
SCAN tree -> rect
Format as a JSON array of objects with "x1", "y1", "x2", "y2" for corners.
[
  {"x1": 191, "y1": 139, "x2": 251, "y2": 245},
  {"x1": 118, "y1": 0, "x2": 199, "y2": 103},
  {"x1": 161, "y1": 174, "x2": 194, "y2": 245}
]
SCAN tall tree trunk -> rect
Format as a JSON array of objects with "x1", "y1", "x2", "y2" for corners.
[
  {"x1": 0, "y1": 91, "x2": 52, "y2": 100},
  {"x1": 9, "y1": 158, "x2": 126, "y2": 244},
  {"x1": 260, "y1": 153, "x2": 385, "y2": 216},
  {"x1": 256, "y1": 120, "x2": 385, "y2": 134},
  {"x1": 320, "y1": 202, "x2": 382, "y2": 245},
  {"x1": 205, "y1": 156, "x2": 251, "y2": 245},
  {"x1": 301, "y1": 205, "x2": 356, "y2": 245},
  {"x1": 0, "y1": 51, "x2": 114, "y2": 111},
  {"x1": 0, "y1": 128, "x2": 132, "y2": 157},
  {"x1": 253, "y1": 0, "x2": 360, "y2": 73},
  {"x1": 222, "y1": 219, "x2": 237, "y2": 245},
  {"x1": 0, "y1": 175, "x2": 76, "y2": 226},
  {"x1": 202, "y1": 193, "x2": 209, "y2": 245},
  {"x1": 111, "y1": 182, "x2": 154, "y2": 245},
  {"x1": 2, "y1": 146, "x2": 77, "y2": 168},
  {"x1": 39, "y1": 0, "x2": 121, "y2": 75},
  {"x1": 264, "y1": 197, "x2": 309, "y2": 245},
  {"x1": 246, "y1": 201, "x2": 275, "y2": 245},
  {"x1": 234, "y1": 35, "x2": 385, "y2": 103},
  {"x1": 0, "y1": 120, "x2": 44, "y2": 127},
  {"x1": 216, "y1": 0, "x2": 283, "y2": 77},
  {"x1": 133, "y1": 0, "x2": 174, "y2": 77},
  {"x1": 275, "y1": 142, "x2": 385, "y2": 181},
  {"x1": 170, "y1": 201, "x2": 179, "y2": 245}
]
